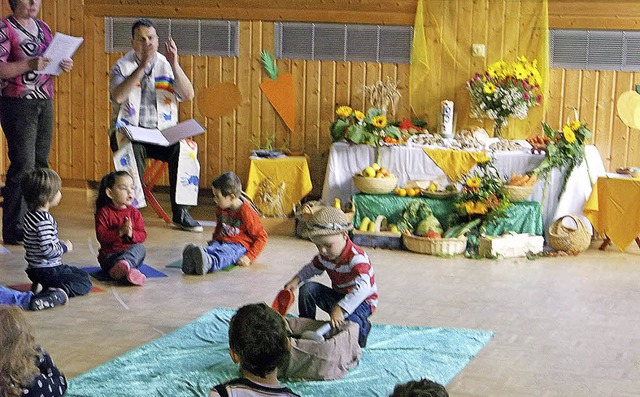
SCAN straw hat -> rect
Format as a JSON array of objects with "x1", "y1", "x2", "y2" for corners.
[{"x1": 304, "y1": 206, "x2": 353, "y2": 237}]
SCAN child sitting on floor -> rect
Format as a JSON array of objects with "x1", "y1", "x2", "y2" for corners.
[
  {"x1": 182, "y1": 172, "x2": 267, "y2": 275},
  {"x1": 389, "y1": 378, "x2": 449, "y2": 397},
  {"x1": 0, "y1": 305, "x2": 68, "y2": 397},
  {"x1": 0, "y1": 285, "x2": 67, "y2": 311},
  {"x1": 21, "y1": 168, "x2": 92, "y2": 297},
  {"x1": 95, "y1": 171, "x2": 147, "y2": 286},
  {"x1": 284, "y1": 206, "x2": 377, "y2": 348},
  {"x1": 209, "y1": 303, "x2": 300, "y2": 397}
]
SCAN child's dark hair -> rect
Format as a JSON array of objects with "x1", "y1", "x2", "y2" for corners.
[
  {"x1": 96, "y1": 171, "x2": 132, "y2": 210},
  {"x1": 228, "y1": 303, "x2": 289, "y2": 378},
  {"x1": 211, "y1": 172, "x2": 242, "y2": 197},
  {"x1": 390, "y1": 378, "x2": 449, "y2": 397},
  {"x1": 21, "y1": 168, "x2": 62, "y2": 211}
]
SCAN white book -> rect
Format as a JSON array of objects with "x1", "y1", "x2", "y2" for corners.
[{"x1": 119, "y1": 119, "x2": 205, "y2": 146}]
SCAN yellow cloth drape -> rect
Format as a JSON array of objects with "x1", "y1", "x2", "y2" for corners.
[
  {"x1": 584, "y1": 177, "x2": 640, "y2": 251},
  {"x1": 410, "y1": 0, "x2": 428, "y2": 117},
  {"x1": 245, "y1": 156, "x2": 313, "y2": 216},
  {"x1": 409, "y1": 0, "x2": 549, "y2": 139},
  {"x1": 422, "y1": 148, "x2": 489, "y2": 182}
]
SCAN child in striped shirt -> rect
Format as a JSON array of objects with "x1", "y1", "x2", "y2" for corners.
[
  {"x1": 21, "y1": 168, "x2": 92, "y2": 297},
  {"x1": 284, "y1": 206, "x2": 378, "y2": 347}
]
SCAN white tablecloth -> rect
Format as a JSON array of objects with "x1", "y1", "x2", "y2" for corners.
[{"x1": 321, "y1": 142, "x2": 606, "y2": 234}]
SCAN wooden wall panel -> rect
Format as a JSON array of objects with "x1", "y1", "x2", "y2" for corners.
[{"x1": 4, "y1": 0, "x2": 640, "y2": 200}]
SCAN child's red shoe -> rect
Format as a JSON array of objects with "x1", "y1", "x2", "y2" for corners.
[
  {"x1": 109, "y1": 260, "x2": 130, "y2": 280},
  {"x1": 126, "y1": 268, "x2": 146, "y2": 286}
]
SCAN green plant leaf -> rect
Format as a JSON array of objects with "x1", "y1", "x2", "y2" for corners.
[
  {"x1": 385, "y1": 125, "x2": 402, "y2": 140},
  {"x1": 330, "y1": 119, "x2": 350, "y2": 142},
  {"x1": 346, "y1": 124, "x2": 369, "y2": 144},
  {"x1": 260, "y1": 51, "x2": 278, "y2": 81}
]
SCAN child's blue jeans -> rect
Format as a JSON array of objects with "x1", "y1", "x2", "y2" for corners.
[
  {"x1": 0, "y1": 285, "x2": 32, "y2": 309},
  {"x1": 204, "y1": 241, "x2": 247, "y2": 271},
  {"x1": 298, "y1": 281, "x2": 373, "y2": 347},
  {"x1": 99, "y1": 243, "x2": 146, "y2": 273}
]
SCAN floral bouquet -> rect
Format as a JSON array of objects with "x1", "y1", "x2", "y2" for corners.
[
  {"x1": 450, "y1": 159, "x2": 513, "y2": 254},
  {"x1": 533, "y1": 117, "x2": 593, "y2": 198},
  {"x1": 453, "y1": 159, "x2": 512, "y2": 223},
  {"x1": 466, "y1": 56, "x2": 542, "y2": 137},
  {"x1": 330, "y1": 106, "x2": 402, "y2": 146}
]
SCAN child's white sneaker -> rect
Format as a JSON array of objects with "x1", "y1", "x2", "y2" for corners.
[{"x1": 29, "y1": 288, "x2": 68, "y2": 311}]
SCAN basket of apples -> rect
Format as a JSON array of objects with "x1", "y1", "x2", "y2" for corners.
[{"x1": 353, "y1": 163, "x2": 398, "y2": 194}]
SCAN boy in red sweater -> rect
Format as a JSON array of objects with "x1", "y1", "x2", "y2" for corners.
[{"x1": 182, "y1": 172, "x2": 267, "y2": 275}]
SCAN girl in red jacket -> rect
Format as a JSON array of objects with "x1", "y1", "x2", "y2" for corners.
[{"x1": 95, "y1": 171, "x2": 147, "y2": 286}]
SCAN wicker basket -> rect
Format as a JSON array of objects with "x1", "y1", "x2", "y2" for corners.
[
  {"x1": 501, "y1": 185, "x2": 535, "y2": 202},
  {"x1": 353, "y1": 175, "x2": 398, "y2": 194},
  {"x1": 548, "y1": 215, "x2": 591, "y2": 254},
  {"x1": 402, "y1": 234, "x2": 467, "y2": 255}
]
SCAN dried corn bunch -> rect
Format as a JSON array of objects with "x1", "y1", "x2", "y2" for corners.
[
  {"x1": 364, "y1": 76, "x2": 401, "y2": 117},
  {"x1": 508, "y1": 174, "x2": 538, "y2": 187},
  {"x1": 255, "y1": 178, "x2": 286, "y2": 217}
]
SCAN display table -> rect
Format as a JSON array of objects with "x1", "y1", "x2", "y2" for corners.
[
  {"x1": 584, "y1": 176, "x2": 640, "y2": 251},
  {"x1": 323, "y1": 142, "x2": 605, "y2": 234},
  {"x1": 245, "y1": 156, "x2": 312, "y2": 216},
  {"x1": 352, "y1": 194, "x2": 544, "y2": 236}
]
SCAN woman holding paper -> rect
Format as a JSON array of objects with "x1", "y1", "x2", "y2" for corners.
[{"x1": 0, "y1": 0, "x2": 74, "y2": 245}]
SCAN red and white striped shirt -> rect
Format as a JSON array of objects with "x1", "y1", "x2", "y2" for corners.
[{"x1": 296, "y1": 238, "x2": 378, "y2": 314}]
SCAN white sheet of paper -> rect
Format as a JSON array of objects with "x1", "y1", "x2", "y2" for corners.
[
  {"x1": 35, "y1": 33, "x2": 83, "y2": 76},
  {"x1": 122, "y1": 126, "x2": 171, "y2": 146}
]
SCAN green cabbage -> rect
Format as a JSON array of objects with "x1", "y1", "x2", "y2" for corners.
[{"x1": 416, "y1": 215, "x2": 443, "y2": 236}]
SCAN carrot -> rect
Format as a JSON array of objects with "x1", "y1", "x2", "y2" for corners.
[{"x1": 259, "y1": 51, "x2": 296, "y2": 132}]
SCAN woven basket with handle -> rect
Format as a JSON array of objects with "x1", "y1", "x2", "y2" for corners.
[{"x1": 548, "y1": 215, "x2": 591, "y2": 254}]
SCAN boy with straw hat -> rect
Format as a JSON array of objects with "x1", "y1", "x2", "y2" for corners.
[{"x1": 284, "y1": 206, "x2": 377, "y2": 347}]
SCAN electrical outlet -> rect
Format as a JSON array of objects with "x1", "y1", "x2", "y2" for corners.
[{"x1": 472, "y1": 44, "x2": 486, "y2": 58}]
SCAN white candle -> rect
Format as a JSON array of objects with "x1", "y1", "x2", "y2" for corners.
[{"x1": 440, "y1": 100, "x2": 454, "y2": 138}]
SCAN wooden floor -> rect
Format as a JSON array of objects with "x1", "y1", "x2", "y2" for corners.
[{"x1": 1, "y1": 188, "x2": 639, "y2": 397}]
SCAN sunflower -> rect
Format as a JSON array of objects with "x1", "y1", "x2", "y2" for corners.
[
  {"x1": 569, "y1": 120, "x2": 582, "y2": 131},
  {"x1": 354, "y1": 110, "x2": 365, "y2": 121},
  {"x1": 474, "y1": 202, "x2": 488, "y2": 215},
  {"x1": 562, "y1": 126, "x2": 577, "y2": 143},
  {"x1": 463, "y1": 201, "x2": 476, "y2": 215},
  {"x1": 466, "y1": 177, "x2": 482, "y2": 189},
  {"x1": 371, "y1": 115, "x2": 387, "y2": 129},
  {"x1": 336, "y1": 106, "x2": 353, "y2": 118}
]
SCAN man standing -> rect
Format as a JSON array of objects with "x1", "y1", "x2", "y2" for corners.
[{"x1": 109, "y1": 18, "x2": 202, "y2": 232}]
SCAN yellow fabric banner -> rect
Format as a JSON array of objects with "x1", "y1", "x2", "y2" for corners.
[
  {"x1": 422, "y1": 148, "x2": 489, "y2": 182},
  {"x1": 408, "y1": 0, "x2": 549, "y2": 139},
  {"x1": 410, "y1": 0, "x2": 429, "y2": 118}
]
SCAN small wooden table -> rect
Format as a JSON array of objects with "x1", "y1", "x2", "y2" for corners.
[
  {"x1": 583, "y1": 176, "x2": 640, "y2": 251},
  {"x1": 245, "y1": 156, "x2": 313, "y2": 216}
]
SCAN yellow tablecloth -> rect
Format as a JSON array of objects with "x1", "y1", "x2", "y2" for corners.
[
  {"x1": 422, "y1": 148, "x2": 490, "y2": 182},
  {"x1": 245, "y1": 156, "x2": 313, "y2": 216},
  {"x1": 584, "y1": 176, "x2": 640, "y2": 251}
]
